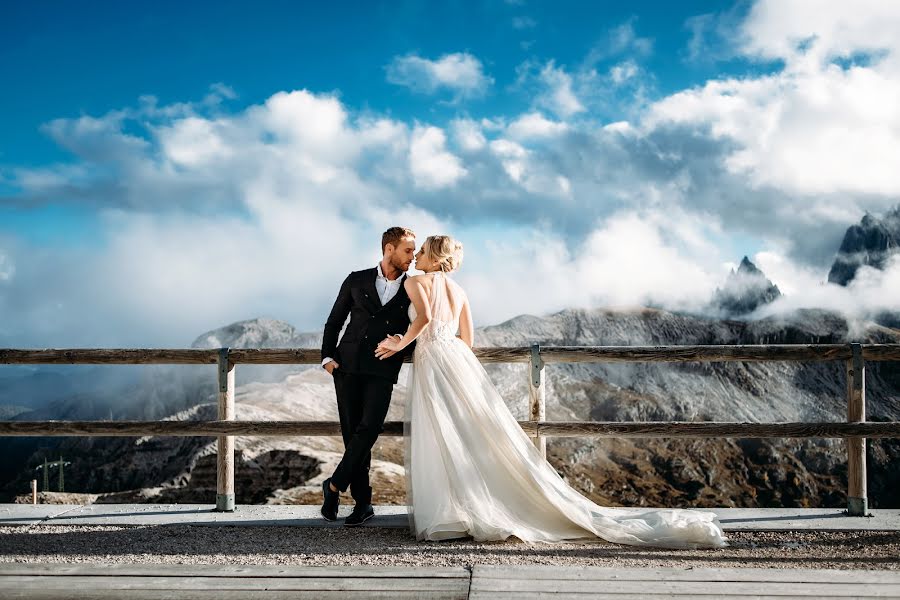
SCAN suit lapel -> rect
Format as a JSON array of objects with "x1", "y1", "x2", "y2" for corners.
[{"x1": 364, "y1": 269, "x2": 382, "y2": 313}]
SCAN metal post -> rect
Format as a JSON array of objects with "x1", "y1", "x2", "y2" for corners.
[
  {"x1": 216, "y1": 348, "x2": 236, "y2": 512},
  {"x1": 42, "y1": 458, "x2": 48, "y2": 492},
  {"x1": 31, "y1": 479, "x2": 37, "y2": 505},
  {"x1": 846, "y1": 343, "x2": 868, "y2": 516},
  {"x1": 529, "y1": 343, "x2": 547, "y2": 459}
]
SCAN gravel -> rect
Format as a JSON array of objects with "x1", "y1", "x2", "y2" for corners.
[{"x1": 1, "y1": 526, "x2": 898, "y2": 570}]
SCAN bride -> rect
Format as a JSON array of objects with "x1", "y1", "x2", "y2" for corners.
[{"x1": 374, "y1": 235, "x2": 728, "y2": 549}]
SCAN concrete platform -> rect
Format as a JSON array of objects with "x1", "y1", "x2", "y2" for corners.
[{"x1": 1, "y1": 504, "x2": 898, "y2": 530}]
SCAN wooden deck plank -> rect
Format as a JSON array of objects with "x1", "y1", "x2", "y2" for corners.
[
  {"x1": 468, "y1": 591, "x2": 883, "y2": 600},
  {"x1": 2, "y1": 591, "x2": 459, "y2": 600},
  {"x1": 469, "y1": 578, "x2": 900, "y2": 596},
  {"x1": 0, "y1": 575, "x2": 468, "y2": 592},
  {"x1": 0, "y1": 563, "x2": 469, "y2": 579},
  {"x1": 474, "y1": 565, "x2": 900, "y2": 584}
]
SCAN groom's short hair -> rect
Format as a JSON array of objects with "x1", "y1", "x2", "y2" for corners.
[{"x1": 382, "y1": 227, "x2": 415, "y2": 252}]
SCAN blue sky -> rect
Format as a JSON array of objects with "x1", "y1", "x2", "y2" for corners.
[
  {"x1": 3, "y1": 1, "x2": 748, "y2": 165},
  {"x1": 1, "y1": 0, "x2": 899, "y2": 346}
]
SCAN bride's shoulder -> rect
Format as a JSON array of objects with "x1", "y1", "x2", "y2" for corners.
[{"x1": 404, "y1": 273, "x2": 430, "y2": 289}]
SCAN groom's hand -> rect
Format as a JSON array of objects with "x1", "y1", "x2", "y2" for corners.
[{"x1": 324, "y1": 360, "x2": 339, "y2": 375}]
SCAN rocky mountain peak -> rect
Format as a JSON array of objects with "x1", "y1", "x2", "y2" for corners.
[
  {"x1": 828, "y1": 205, "x2": 900, "y2": 286},
  {"x1": 710, "y1": 256, "x2": 782, "y2": 317},
  {"x1": 191, "y1": 318, "x2": 304, "y2": 349},
  {"x1": 737, "y1": 255, "x2": 761, "y2": 275}
]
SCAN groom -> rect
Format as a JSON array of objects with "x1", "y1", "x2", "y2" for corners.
[{"x1": 320, "y1": 226, "x2": 416, "y2": 525}]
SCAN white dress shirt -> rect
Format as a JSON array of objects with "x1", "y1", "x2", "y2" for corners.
[{"x1": 322, "y1": 264, "x2": 405, "y2": 368}]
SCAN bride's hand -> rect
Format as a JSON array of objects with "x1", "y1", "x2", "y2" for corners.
[{"x1": 375, "y1": 336, "x2": 402, "y2": 359}]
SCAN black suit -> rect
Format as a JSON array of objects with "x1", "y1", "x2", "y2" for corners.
[{"x1": 321, "y1": 267, "x2": 415, "y2": 504}]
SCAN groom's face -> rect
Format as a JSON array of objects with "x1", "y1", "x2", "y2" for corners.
[{"x1": 388, "y1": 237, "x2": 416, "y2": 272}]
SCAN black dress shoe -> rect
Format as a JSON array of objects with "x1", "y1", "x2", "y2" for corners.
[
  {"x1": 321, "y1": 478, "x2": 339, "y2": 521},
  {"x1": 343, "y1": 503, "x2": 374, "y2": 527}
]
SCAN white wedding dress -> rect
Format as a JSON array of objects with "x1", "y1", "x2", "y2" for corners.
[{"x1": 403, "y1": 271, "x2": 729, "y2": 548}]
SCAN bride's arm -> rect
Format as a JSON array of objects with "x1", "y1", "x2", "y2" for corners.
[
  {"x1": 386, "y1": 277, "x2": 431, "y2": 352},
  {"x1": 458, "y1": 295, "x2": 474, "y2": 348}
]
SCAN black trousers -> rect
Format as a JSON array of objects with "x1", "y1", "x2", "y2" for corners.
[{"x1": 330, "y1": 370, "x2": 394, "y2": 505}]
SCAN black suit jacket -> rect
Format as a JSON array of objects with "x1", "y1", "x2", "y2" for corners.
[{"x1": 321, "y1": 268, "x2": 415, "y2": 384}]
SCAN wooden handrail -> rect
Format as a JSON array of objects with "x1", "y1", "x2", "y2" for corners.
[
  {"x1": 3, "y1": 344, "x2": 900, "y2": 365},
  {"x1": 0, "y1": 420, "x2": 898, "y2": 438}
]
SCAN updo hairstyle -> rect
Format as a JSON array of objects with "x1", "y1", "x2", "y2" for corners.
[{"x1": 423, "y1": 235, "x2": 464, "y2": 272}]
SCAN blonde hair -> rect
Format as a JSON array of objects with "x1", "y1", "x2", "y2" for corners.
[{"x1": 423, "y1": 235, "x2": 464, "y2": 272}]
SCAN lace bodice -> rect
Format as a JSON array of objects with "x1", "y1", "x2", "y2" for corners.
[{"x1": 409, "y1": 271, "x2": 462, "y2": 346}]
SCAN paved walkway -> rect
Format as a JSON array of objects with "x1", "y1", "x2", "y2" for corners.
[
  {"x1": 2, "y1": 563, "x2": 899, "y2": 598},
  {"x1": 2, "y1": 504, "x2": 898, "y2": 530}
]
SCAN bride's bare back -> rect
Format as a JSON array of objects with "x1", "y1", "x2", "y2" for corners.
[{"x1": 405, "y1": 271, "x2": 474, "y2": 348}]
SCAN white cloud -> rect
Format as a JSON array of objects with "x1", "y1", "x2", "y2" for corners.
[
  {"x1": 158, "y1": 117, "x2": 233, "y2": 167},
  {"x1": 457, "y1": 208, "x2": 724, "y2": 325},
  {"x1": 488, "y1": 136, "x2": 572, "y2": 198},
  {"x1": 409, "y1": 125, "x2": 467, "y2": 189},
  {"x1": 450, "y1": 118, "x2": 487, "y2": 152},
  {"x1": 609, "y1": 60, "x2": 638, "y2": 84},
  {"x1": 386, "y1": 52, "x2": 493, "y2": 99},
  {"x1": 647, "y1": 0, "x2": 900, "y2": 198},
  {"x1": 537, "y1": 62, "x2": 585, "y2": 118},
  {"x1": 506, "y1": 112, "x2": 568, "y2": 140},
  {"x1": 740, "y1": 0, "x2": 900, "y2": 66}
]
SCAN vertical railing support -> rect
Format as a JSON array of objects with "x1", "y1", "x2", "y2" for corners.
[
  {"x1": 529, "y1": 343, "x2": 547, "y2": 459},
  {"x1": 216, "y1": 347, "x2": 235, "y2": 512},
  {"x1": 846, "y1": 342, "x2": 868, "y2": 516}
]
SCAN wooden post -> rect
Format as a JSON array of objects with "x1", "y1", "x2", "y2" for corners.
[
  {"x1": 529, "y1": 343, "x2": 547, "y2": 459},
  {"x1": 846, "y1": 343, "x2": 868, "y2": 516},
  {"x1": 216, "y1": 348, "x2": 236, "y2": 512},
  {"x1": 31, "y1": 479, "x2": 37, "y2": 505}
]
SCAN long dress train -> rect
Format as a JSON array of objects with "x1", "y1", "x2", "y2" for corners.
[{"x1": 403, "y1": 271, "x2": 729, "y2": 548}]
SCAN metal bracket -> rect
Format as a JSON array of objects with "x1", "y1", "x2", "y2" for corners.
[
  {"x1": 850, "y1": 342, "x2": 864, "y2": 394},
  {"x1": 530, "y1": 343, "x2": 544, "y2": 388},
  {"x1": 218, "y1": 348, "x2": 230, "y2": 392}
]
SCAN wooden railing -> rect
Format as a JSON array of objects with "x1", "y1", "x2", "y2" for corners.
[{"x1": 2, "y1": 343, "x2": 900, "y2": 516}]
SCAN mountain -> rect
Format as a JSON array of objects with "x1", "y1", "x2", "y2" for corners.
[
  {"x1": 7, "y1": 310, "x2": 900, "y2": 510},
  {"x1": 191, "y1": 317, "x2": 323, "y2": 383},
  {"x1": 828, "y1": 206, "x2": 900, "y2": 286},
  {"x1": 191, "y1": 317, "x2": 321, "y2": 350},
  {"x1": 711, "y1": 257, "x2": 782, "y2": 316}
]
